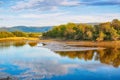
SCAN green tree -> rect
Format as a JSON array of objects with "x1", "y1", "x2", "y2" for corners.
[
  {"x1": 43, "y1": 19, "x2": 120, "y2": 41},
  {"x1": 12, "y1": 31, "x2": 28, "y2": 37},
  {"x1": 0, "y1": 31, "x2": 14, "y2": 38}
]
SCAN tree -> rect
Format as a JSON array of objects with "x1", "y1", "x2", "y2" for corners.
[
  {"x1": 0, "y1": 31, "x2": 14, "y2": 38},
  {"x1": 111, "y1": 19, "x2": 120, "y2": 34},
  {"x1": 110, "y1": 27, "x2": 119, "y2": 40},
  {"x1": 12, "y1": 31, "x2": 28, "y2": 37},
  {"x1": 86, "y1": 31, "x2": 93, "y2": 40},
  {"x1": 96, "y1": 31, "x2": 105, "y2": 41},
  {"x1": 111, "y1": 19, "x2": 120, "y2": 30},
  {"x1": 42, "y1": 19, "x2": 120, "y2": 41}
]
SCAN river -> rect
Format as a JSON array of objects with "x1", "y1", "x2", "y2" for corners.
[{"x1": 0, "y1": 41, "x2": 120, "y2": 80}]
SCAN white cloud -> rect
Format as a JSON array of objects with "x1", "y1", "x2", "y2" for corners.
[
  {"x1": 0, "y1": 13, "x2": 120, "y2": 27},
  {"x1": 60, "y1": 0, "x2": 80, "y2": 6},
  {"x1": 11, "y1": 0, "x2": 80, "y2": 11},
  {"x1": 19, "y1": 12, "x2": 66, "y2": 18}
]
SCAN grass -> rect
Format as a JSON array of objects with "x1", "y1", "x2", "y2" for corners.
[
  {"x1": 0, "y1": 37, "x2": 120, "y2": 48},
  {"x1": 0, "y1": 37, "x2": 39, "y2": 42},
  {"x1": 65, "y1": 41, "x2": 120, "y2": 48}
]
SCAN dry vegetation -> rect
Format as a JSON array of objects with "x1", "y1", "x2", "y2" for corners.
[
  {"x1": 0, "y1": 37, "x2": 39, "y2": 42},
  {"x1": 65, "y1": 41, "x2": 120, "y2": 48}
]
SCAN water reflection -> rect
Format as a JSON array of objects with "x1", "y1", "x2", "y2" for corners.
[
  {"x1": 56, "y1": 48, "x2": 120, "y2": 68},
  {"x1": 0, "y1": 42, "x2": 120, "y2": 80},
  {"x1": 28, "y1": 41, "x2": 38, "y2": 47},
  {"x1": 0, "y1": 42, "x2": 11, "y2": 49},
  {"x1": 56, "y1": 50, "x2": 94, "y2": 60},
  {"x1": 0, "y1": 41, "x2": 39, "y2": 48},
  {"x1": 13, "y1": 41, "x2": 26, "y2": 47}
]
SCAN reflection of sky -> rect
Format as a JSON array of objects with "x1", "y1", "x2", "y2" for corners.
[{"x1": 0, "y1": 43, "x2": 120, "y2": 80}]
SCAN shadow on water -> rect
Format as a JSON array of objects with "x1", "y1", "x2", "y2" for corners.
[{"x1": 56, "y1": 48, "x2": 120, "y2": 68}]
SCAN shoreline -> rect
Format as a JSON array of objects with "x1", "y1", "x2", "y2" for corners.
[
  {"x1": 0, "y1": 38, "x2": 120, "y2": 48},
  {"x1": 42, "y1": 42, "x2": 105, "y2": 52},
  {"x1": 64, "y1": 40, "x2": 120, "y2": 48},
  {"x1": 40, "y1": 39, "x2": 120, "y2": 48},
  {"x1": 0, "y1": 37, "x2": 39, "y2": 42}
]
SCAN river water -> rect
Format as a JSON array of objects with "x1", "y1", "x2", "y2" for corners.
[{"x1": 0, "y1": 41, "x2": 120, "y2": 80}]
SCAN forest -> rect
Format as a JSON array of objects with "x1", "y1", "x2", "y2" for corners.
[
  {"x1": 43, "y1": 19, "x2": 120, "y2": 41},
  {"x1": 0, "y1": 31, "x2": 40, "y2": 38}
]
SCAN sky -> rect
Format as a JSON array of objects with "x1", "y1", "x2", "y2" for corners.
[{"x1": 0, "y1": 0, "x2": 120, "y2": 27}]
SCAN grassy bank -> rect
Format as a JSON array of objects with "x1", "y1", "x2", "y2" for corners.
[
  {"x1": 1, "y1": 37, "x2": 120, "y2": 48},
  {"x1": 0, "y1": 37, "x2": 39, "y2": 42},
  {"x1": 64, "y1": 41, "x2": 120, "y2": 48}
]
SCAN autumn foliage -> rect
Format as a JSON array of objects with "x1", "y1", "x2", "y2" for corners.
[{"x1": 43, "y1": 19, "x2": 120, "y2": 41}]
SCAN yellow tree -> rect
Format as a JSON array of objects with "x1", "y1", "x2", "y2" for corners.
[{"x1": 96, "y1": 31, "x2": 105, "y2": 41}]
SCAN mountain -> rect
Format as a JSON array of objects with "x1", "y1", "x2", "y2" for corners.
[
  {"x1": 0, "y1": 26, "x2": 52, "y2": 32},
  {"x1": 0, "y1": 23, "x2": 99, "y2": 32}
]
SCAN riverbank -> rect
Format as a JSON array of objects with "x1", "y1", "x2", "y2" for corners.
[
  {"x1": 42, "y1": 42, "x2": 104, "y2": 52},
  {"x1": 64, "y1": 41, "x2": 120, "y2": 48},
  {"x1": 39, "y1": 39, "x2": 120, "y2": 48},
  {"x1": 0, "y1": 37, "x2": 39, "y2": 42},
  {"x1": 0, "y1": 38, "x2": 120, "y2": 48}
]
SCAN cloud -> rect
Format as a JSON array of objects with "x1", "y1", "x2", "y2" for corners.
[
  {"x1": 19, "y1": 12, "x2": 66, "y2": 19},
  {"x1": 71, "y1": 0, "x2": 120, "y2": 6},
  {"x1": 0, "y1": 18, "x2": 3, "y2": 20},
  {"x1": 11, "y1": 0, "x2": 120, "y2": 11},
  {"x1": 12, "y1": 59, "x2": 111, "y2": 79},
  {"x1": 1, "y1": 59, "x2": 114, "y2": 79},
  {"x1": 0, "y1": 13, "x2": 120, "y2": 27},
  {"x1": 87, "y1": 1, "x2": 120, "y2": 6},
  {"x1": 11, "y1": 0, "x2": 80, "y2": 11},
  {"x1": 12, "y1": 60, "x2": 75, "y2": 79},
  {"x1": 0, "y1": 72, "x2": 12, "y2": 79}
]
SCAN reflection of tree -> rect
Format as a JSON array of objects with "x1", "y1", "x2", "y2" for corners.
[
  {"x1": 13, "y1": 41, "x2": 26, "y2": 47},
  {"x1": 56, "y1": 50, "x2": 94, "y2": 61},
  {"x1": 96, "y1": 48, "x2": 120, "y2": 67},
  {"x1": 0, "y1": 42, "x2": 11, "y2": 49},
  {"x1": 56, "y1": 49, "x2": 120, "y2": 68},
  {"x1": 0, "y1": 41, "x2": 27, "y2": 49},
  {"x1": 28, "y1": 41, "x2": 38, "y2": 47}
]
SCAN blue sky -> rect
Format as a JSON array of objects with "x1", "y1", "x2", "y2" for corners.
[{"x1": 0, "y1": 0, "x2": 120, "y2": 27}]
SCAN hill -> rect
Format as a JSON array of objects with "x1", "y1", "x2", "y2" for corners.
[{"x1": 0, "y1": 26, "x2": 52, "y2": 32}]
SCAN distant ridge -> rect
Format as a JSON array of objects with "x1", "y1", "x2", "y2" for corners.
[
  {"x1": 0, "y1": 23, "x2": 100, "y2": 32},
  {"x1": 0, "y1": 26, "x2": 52, "y2": 32}
]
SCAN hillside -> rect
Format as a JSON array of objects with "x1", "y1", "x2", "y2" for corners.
[{"x1": 0, "y1": 26, "x2": 52, "y2": 32}]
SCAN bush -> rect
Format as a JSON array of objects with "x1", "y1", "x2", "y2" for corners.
[
  {"x1": 12, "y1": 31, "x2": 28, "y2": 37},
  {"x1": 0, "y1": 31, "x2": 15, "y2": 38}
]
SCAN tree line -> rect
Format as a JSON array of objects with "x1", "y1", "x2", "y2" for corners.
[
  {"x1": 0, "y1": 31, "x2": 40, "y2": 38},
  {"x1": 43, "y1": 19, "x2": 120, "y2": 41}
]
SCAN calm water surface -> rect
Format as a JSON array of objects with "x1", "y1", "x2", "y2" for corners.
[{"x1": 0, "y1": 41, "x2": 120, "y2": 80}]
